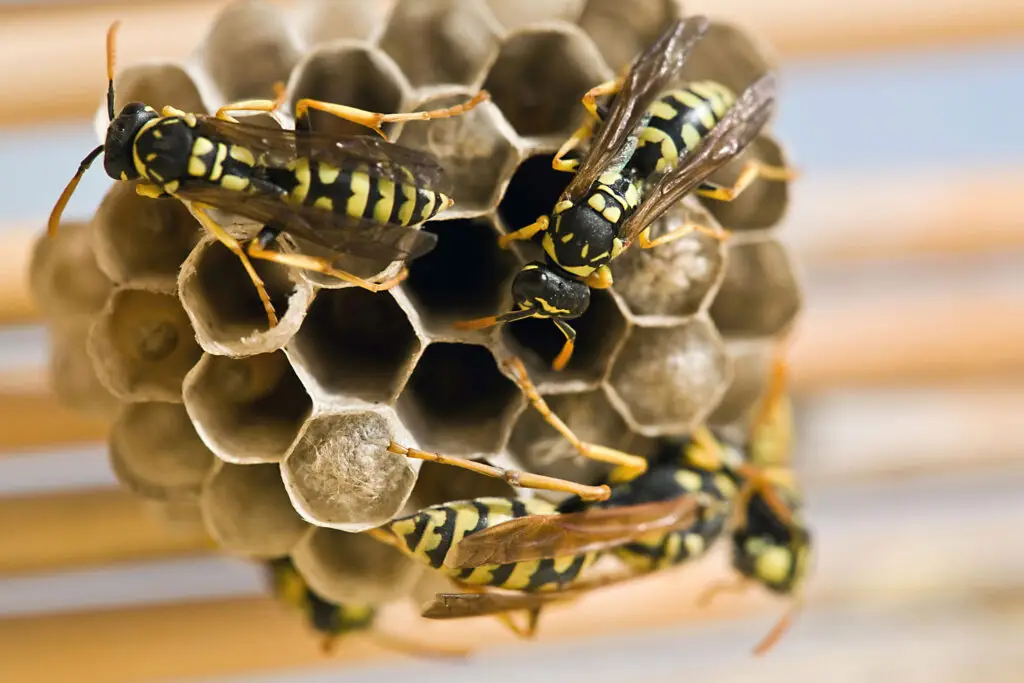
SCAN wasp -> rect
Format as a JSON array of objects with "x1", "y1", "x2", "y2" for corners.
[
  {"x1": 428, "y1": 344, "x2": 812, "y2": 656},
  {"x1": 266, "y1": 557, "x2": 469, "y2": 658},
  {"x1": 455, "y1": 16, "x2": 794, "y2": 370},
  {"x1": 49, "y1": 21, "x2": 487, "y2": 326}
]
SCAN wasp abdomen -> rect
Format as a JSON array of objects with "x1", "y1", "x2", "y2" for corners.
[{"x1": 629, "y1": 81, "x2": 737, "y2": 179}]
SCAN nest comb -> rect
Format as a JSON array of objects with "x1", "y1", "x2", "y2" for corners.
[{"x1": 29, "y1": 0, "x2": 802, "y2": 608}]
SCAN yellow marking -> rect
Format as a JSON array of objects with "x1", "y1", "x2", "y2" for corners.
[
  {"x1": 561, "y1": 232, "x2": 575, "y2": 243},
  {"x1": 374, "y1": 178, "x2": 396, "y2": 223},
  {"x1": 598, "y1": 171, "x2": 619, "y2": 186},
  {"x1": 535, "y1": 297, "x2": 570, "y2": 315},
  {"x1": 683, "y1": 532, "x2": 705, "y2": 557},
  {"x1": 605, "y1": 188, "x2": 630, "y2": 209},
  {"x1": 680, "y1": 124, "x2": 702, "y2": 153},
  {"x1": 229, "y1": 145, "x2": 256, "y2": 166},
  {"x1": 419, "y1": 189, "x2": 437, "y2": 221},
  {"x1": 152, "y1": 129, "x2": 162, "y2": 139},
  {"x1": 136, "y1": 183, "x2": 163, "y2": 198},
  {"x1": 219, "y1": 175, "x2": 248, "y2": 192},
  {"x1": 683, "y1": 438, "x2": 720, "y2": 471},
  {"x1": 753, "y1": 545, "x2": 793, "y2": 585},
  {"x1": 192, "y1": 137, "x2": 215, "y2": 156},
  {"x1": 145, "y1": 153, "x2": 157, "y2": 163},
  {"x1": 656, "y1": 136, "x2": 681, "y2": 173},
  {"x1": 661, "y1": 534, "x2": 682, "y2": 569},
  {"x1": 318, "y1": 164, "x2": 340, "y2": 185},
  {"x1": 209, "y1": 144, "x2": 228, "y2": 181},
  {"x1": 542, "y1": 233, "x2": 557, "y2": 261},
  {"x1": 397, "y1": 183, "x2": 417, "y2": 226},
  {"x1": 181, "y1": 113, "x2": 197, "y2": 127},
  {"x1": 554, "y1": 200, "x2": 574, "y2": 214},
  {"x1": 674, "y1": 469, "x2": 704, "y2": 493},
  {"x1": 314, "y1": 196, "x2": 333, "y2": 211},
  {"x1": 341, "y1": 604, "x2": 374, "y2": 622},
  {"x1": 522, "y1": 263, "x2": 540, "y2": 272},
  {"x1": 501, "y1": 559, "x2": 543, "y2": 590},
  {"x1": 289, "y1": 158, "x2": 311, "y2": 204},
  {"x1": 602, "y1": 206, "x2": 622, "y2": 223},
  {"x1": 163, "y1": 180, "x2": 180, "y2": 195},
  {"x1": 580, "y1": 243, "x2": 589, "y2": 259},
  {"x1": 186, "y1": 155, "x2": 207, "y2": 178},
  {"x1": 610, "y1": 238, "x2": 624, "y2": 259},
  {"x1": 588, "y1": 194, "x2": 607, "y2": 212},
  {"x1": 624, "y1": 182, "x2": 640, "y2": 207},
  {"x1": 587, "y1": 251, "x2": 609, "y2": 263},
  {"x1": 673, "y1": 89, "x2": 708, "y2": 112},
  {"x1": 347, "y1": 171, "x2": 370, "y2": 218},
  {"x1": 713, "y1": 473, "x2": 738, "y2": 498},
  {"x1": 648, "y1": 100, "x2": 678, "y2": 120}
]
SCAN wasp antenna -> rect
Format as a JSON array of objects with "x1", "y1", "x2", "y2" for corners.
[
  {"x1": 48, "y1": 144, "x2": 105, "y2": 237},
  {"x1": 105, "y1": 20, "x2": 122, "y2": 121}
]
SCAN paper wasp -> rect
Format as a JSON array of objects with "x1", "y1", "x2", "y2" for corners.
[
  {"x1": 423, "y1": 344, "x2": 811, "y2": 655},
  {"x1": 49, "y1": 21, "x2": 487, "y2": 326},
  {"x1": 266, "y1": 557, "x2": 468, "y2": 658},
  {"x1": 456, "y1": 16, "x2": 794, "y2": 370}
]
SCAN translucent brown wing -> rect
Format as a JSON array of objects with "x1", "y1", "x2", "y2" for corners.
[
  {"x1": 445, "y1": 497, "x2": 711, "y2": 569},
  {"x1": 194, "y1": 115, "x2": 452, "y2": 194},
  {"x1": 619, "y1": 73, "x2": 777, "y2": 246},
  {"x1": 172, "y1": 184, "x2": 439, "y2": 263},
  {"x1": 560, "y1": 16, "x2": 710, "y2": 201},
  {"x1": 420, "y1": 591, "x2": 575, "y2": 620}
]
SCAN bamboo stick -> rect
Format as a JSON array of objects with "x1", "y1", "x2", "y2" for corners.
[
  {"x1": 1, "y1": 0, "x2": 1023, "y2": 126},
  {"x1": 0, "y1": 391, "x2": 108, "y2": 452},
  {"x1": 0, "y1": 488, "x2": 213, "y2": 575}
]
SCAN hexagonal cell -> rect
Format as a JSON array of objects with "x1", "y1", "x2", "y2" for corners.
[
  {"x1": 676, "y1": 21, "x2": 775, "y2": 98},
  {"x1": 699, "y1": 134, "x2": 791, "y2": 232},
  {"x1": 29, "y1": 221, "x2": 111, "y2": 321},
  {"x1": 47, "y1": 321, "x2": 119, "y2": 418},
  {"x1": 287, "y1": 43, "x2": 410, "y2": 139},
  {"x1": 282, "y1": 408, "x2": 419, "y2": 531},
  {"x1": 379, "y1": 0, "x2": 501, "y2": 88},
  {"x1": 709, "y1": 238, "x2": 802, "y2": 338},
  {"x1": 508, "y1": 389, "x2": 655, "y2": 494},
  {"x1": 88, "y1": 287, "x2": 202, "y2": 402},
  {"x1": 578, "y1": 0, "x2": 684, "y2": 72},
  {"x1": 179, "y1": 236, "x2": 313, "y2": 357},
  {"x1": 708, "y1": 340, "x2": 772, "y2": 427},
  {"x1": 396, "y1": 88, "x2": 521, "y2": 216},
  {"x1": 502, "y1": 289, "x2": 628, "y2": 383},
  {"x1": 607, "y1": 318, "x2": 731, "y2": 435},
  {"x1": 396, "y1": 343, "x2": 521, "y2": 455},
  {"x1": 483, "y1": 24, "x2": 609, "y2": 140},
  {"x1": 609, "y1": 199, "x2": 726, "y2": 319},
  {"x1": 183, "y1": 351, "x2": 312, "y2": 464},
  {"x1": 486, "y1": 0, "x2": 585, "y2": 30},
  {"x1": 196, "y1": 0, "x2": 301, "y2": 103},
  {"x1": 201, "y1": 462, "x2": 309, "y2": 557},
  {"x1": 292, "y1": 526, "x2": 423, "y2": 604},
  {"x1": 497, "y1": 152, "x2": 571, "y2": 235},
  {"x1": 411, "y1": 459, "x2": 517, "y2": 508},
  {"x1": 91, "y1": 182, "x2": 201, "y2": 289},
  {"x1": 401, "y1": 218, "x2": 519, "y2": 335},
  {"x1": 109, "y1": 402, "x2": 215, "y2": 501},
  {"x1": 96, "y1": 63, "x2": 206, "y2": 140},
  {"x1": 287, "y1": 288, "x2": 421, "y2": 405},
  {"x1": 299, "y1": 0, "x2": 396, "y2": 45}
]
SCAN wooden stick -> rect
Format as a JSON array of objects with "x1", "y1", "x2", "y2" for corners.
[
  {"x1": 0, "y1": 391, "x2": 109, "y2": 452},
  {"x1": 0, "y1": 488, "x2": 212, "y2": 575}
]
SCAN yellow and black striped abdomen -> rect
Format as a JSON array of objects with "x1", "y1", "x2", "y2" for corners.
[
  {"x1": 388, "y1": 497, "x2": 598, "y2": 591},
  {"x1": 629, "y1": 81, "x2": 737, "y2": 180},
  {"x1": 276, "y1": 158, "x2": 450, "y2": 227}
]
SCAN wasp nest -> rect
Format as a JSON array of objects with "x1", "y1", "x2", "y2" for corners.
[{"x1": 31, "y1": 0, "x2": 800, "y2": 609}]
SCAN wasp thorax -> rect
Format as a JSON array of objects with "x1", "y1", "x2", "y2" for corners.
[
  {"x1": 103, "y1": 102, "x2": 159, "y2": 181},
  {"x1": 511, "y1": 262, "x2": 590, "y2": 320}
]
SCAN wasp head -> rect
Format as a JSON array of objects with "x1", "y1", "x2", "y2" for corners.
[
  {"x1": 510, "y1": 261, "x2": 590, "y2": 321},
  {"x1": 103, "y1": 102, "x2": 159, "y2": 180}
]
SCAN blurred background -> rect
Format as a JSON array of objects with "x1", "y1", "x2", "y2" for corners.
[{"x1": 1, "y1": 1, "x2": 1023, "y2": 682}]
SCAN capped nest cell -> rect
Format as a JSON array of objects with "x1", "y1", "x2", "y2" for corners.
[{"x1": 30, "y1": 0, "x2": 802, "y2": 610}]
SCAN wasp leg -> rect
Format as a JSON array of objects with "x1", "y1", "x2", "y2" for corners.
[
  {"x1": 295, "y1": 91, "x2": 489, "y2": 139},
  {"x1": 386, "y1": 441, "x2": 611, "y2": 501},
  {"x1": 188, "y1": 205, "x2": 279, "y2": 327},
  {"x1": 637, "y1": 221, "x2": 730, "y2": 250},
  {"x1": 583, "y1": 265, "x2": 613, "y2": 290},
  {"x1": 552, "y1": 117, "x2": 595, "y2": 173},
  {"x1": 159, "y1": 105, "x2": 188, "y2": 118},
  {"x1": 581, "y1": 77, "x2": 624, "y2": 119},
  {"x1": 550, "y1": 318, "x2": 577, "y2": 372},
  {"x1": 501, "y1": 356, "x2": 649, "y2": 479},
  {"x1": 497, "y1": 215, "x2": 548, "y2": 249},
  {"x1": 245, "y1": 239, "x2": 408, "y2": 292},
  {"x1": 695, "y1": 576, "x2": 752, "y2": 609},
  {"x1": 213, "y1": 82, "x2": 289, "y2": 122},
  {"x1": 369, "y1": 632, "x2": 472, "y2": 659},
  {"x1": 695, "y1": 161, "x2": 798, "y2": 203},
  {"x1": 135, "y1": 182, "x2": 173, "y2": 200}
]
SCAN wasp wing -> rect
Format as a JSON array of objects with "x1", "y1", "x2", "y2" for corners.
[
  {"x1": 561, "y1": 16, "x2": 710, "y2": 201},
  {"x1": 172, "y1": 184, "x2": 439, "y2": 263},
  {"x1": 420, "y1": 591, "x2": 575, "y2": 620},
  {"x1": 619, "y1": 73, "x2": 777, "y2": 246},
  {"x1": 194, "y1": 115, "x2": 452, "y2": 194},
  {"x1": 444, "y1": 497, "x2": 709, "y2": 569}
]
